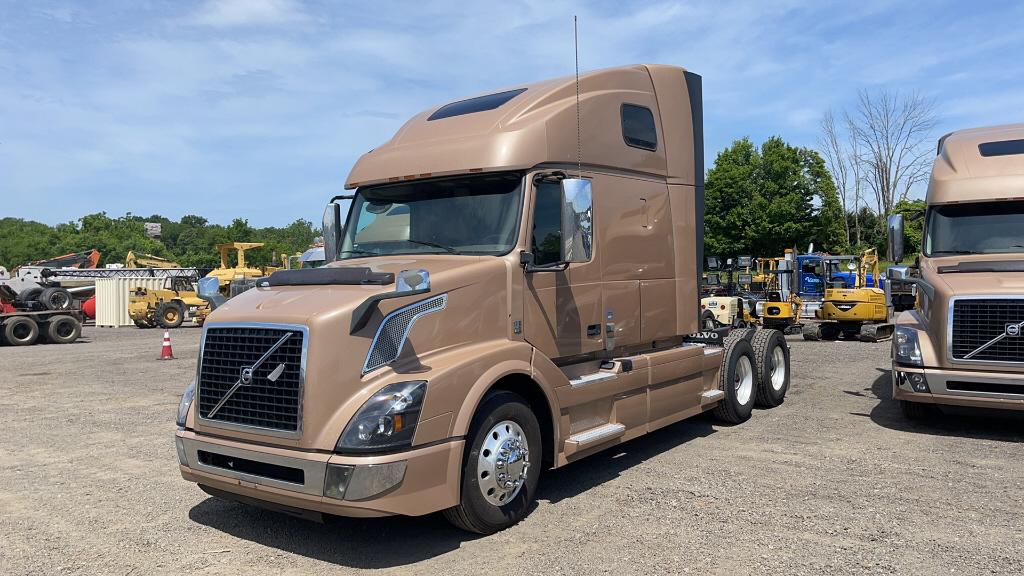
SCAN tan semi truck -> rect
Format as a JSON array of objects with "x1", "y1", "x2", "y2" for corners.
[
  {"x1": 889, "y1": 124, "x2": 1024, "y2": 419},
  {"x1": 174, "y1": 64, "x2": 792, "y2": 533}
]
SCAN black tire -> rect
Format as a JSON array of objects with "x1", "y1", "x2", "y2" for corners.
[
  {"x1": 39, "y1": 287, "x2": 73, "y2": 310},
  {"x1": 4, "y1": 316, "x2": 39, "y2": 346},
  {"x1": 700, "y1": 310, "x2": 718, "y2": 330},
  {"x1": 45, "y1": 315, "x2": 81, "y2": 344},
  {"x1": 443, "y1": 391, "x2": 542, "y2": 534},
  {"x1": 730, "y1": 327, "x2": 755, "y2": 341},
  {"x1": 156, "y1": 302, "x2": 184, "y2": 329},
  {"x1": 712, "y1": 336, "x2": 757, "y2": 424},
  {"x1": 752, "y1": 329, "x2": 790, "y2": 407},
  {"x1": 17, "y1": 287, "x2": 43, "y2": 306},
  {"x1": 134, "y1": 318, "x2": 156, "y2": 329},
  {"x1": 900, "y1": 400, "x2": 936, "y2": 420}
]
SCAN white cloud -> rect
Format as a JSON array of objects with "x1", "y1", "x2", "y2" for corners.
[{"x1": 188, "y1": 0, "x2": 309, "y2": 28}]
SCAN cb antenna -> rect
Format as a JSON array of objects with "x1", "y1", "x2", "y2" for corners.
[{"x1": 574, "y1": 15, "x2": 582, "y2": 179}]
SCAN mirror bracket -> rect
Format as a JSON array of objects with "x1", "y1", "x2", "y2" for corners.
[{"x1": 520, "y1": 251, "x2": 568, "y2": 273}]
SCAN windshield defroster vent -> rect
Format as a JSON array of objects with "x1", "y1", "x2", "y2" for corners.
[{"x1": 363, "y1": 294, "x2": 447, "y2": 374}]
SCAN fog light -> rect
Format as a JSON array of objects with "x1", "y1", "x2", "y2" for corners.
[
  {"x1": 345, "y1": 461, "x2": 408, "y2": 501},
  {"x1": 897, "y1": 371, "x2": 930, "y2": 393},
  {"x1": 908, "y1": 372, "x2": 930, "y2": 393},
  {"x1": 324, "y1": 464, "x2": 354, "y2": 500},
  {"x1": 175, "y1": 437, "x2": 188, "y2": 466}
]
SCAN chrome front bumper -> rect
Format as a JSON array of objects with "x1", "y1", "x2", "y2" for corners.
[{"x1": 892, "y1": 364, "x2": 1024, "y2": 409}]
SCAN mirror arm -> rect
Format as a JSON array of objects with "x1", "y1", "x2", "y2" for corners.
[
  {"x1": 532, "y1": 171, "x2": 569, "y2": 185},
  {"x1": 520, "y1": 250, "x2": 568, "y2": 273},
  {"x1": 329, "y1": 194, "x2": 355, "y2": 203}
]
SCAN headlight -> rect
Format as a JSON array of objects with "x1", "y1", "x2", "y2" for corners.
[
  {"x1": 176, "y1": 380, "x2": 196, "y2": 428},
  {"x1": 893, "y1": 326, "x2": 923, "y2": 366},
  {"x1": 336, "y1": 381, "x2": 426, "y2": 453}
]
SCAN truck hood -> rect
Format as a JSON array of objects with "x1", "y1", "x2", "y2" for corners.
[
  {"x1": 209, "y1": 255, "x2": 489, "y2": 324},
  {"x1": 919, "y1": 254, "x2": 1024, "y2": 371},
  {"x1": 193, "y1": 254, "x2": 514, "y2": 449},
  {"x1": 925, "y1": 253, "x2": 1024, "y2": 295}
]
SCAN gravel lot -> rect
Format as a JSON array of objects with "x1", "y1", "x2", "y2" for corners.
[{"x1": 1, "y1": 326, "x2": 1023, "y2": 575}]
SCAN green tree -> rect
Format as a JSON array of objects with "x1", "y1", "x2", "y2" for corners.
[{"x1": 705, "y1": 136, "x2": 848, "y2": 260}]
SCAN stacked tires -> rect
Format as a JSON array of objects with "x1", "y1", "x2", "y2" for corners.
[{"x1": 713, "y1": 328, "x2": 790, "y2": 424}]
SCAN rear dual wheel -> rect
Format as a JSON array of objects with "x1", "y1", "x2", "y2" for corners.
[
  {"x1": 751, "y1": 329, "x2": 789, "y2": 407},
  {"x1": 46, "y1": 315, "x2": 81, "y2": 344},
  {"x1": 3, "y1": 316, "x2": 39, "y2": 346},
  {"x1": 714, "y1": 329, "x2": 790, "y2": 423},
  {"x1": 713, "y1": 336, "x2": 757, "y2": 423}
]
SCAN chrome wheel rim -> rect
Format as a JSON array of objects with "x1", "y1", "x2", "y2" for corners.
[
  {"x1": 51, "y1": 292, "x2": 71, "y2": 309},
  {"x1": 477, "y1": 420, "x2": 530, "y2": 506},
  {"x1": 770, "y1": 345, "x2": 787, "y2": 391},
  {"x1": 735, "y1": 356, "x2": 753, "y2": 405}
]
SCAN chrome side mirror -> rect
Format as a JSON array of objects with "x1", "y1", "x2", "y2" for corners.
[
  {"x1": 323, "y1": 203, "x2": 342, "y2": 264},
  {"x1": 887, "y1": 214, "x2": 905, "y2": 263},
  {"x1": 197, "y1": 276, "x2": 227, "y2": 311},
  {"x1": 887, "y1": 265, "x2": 911, "y2": 281},
  {"x1": 197, "y1": 276, "x2": 220, "y2": 298},
  {"x1": 560, "y1": 178, "x2": 593, "y2": 264}
]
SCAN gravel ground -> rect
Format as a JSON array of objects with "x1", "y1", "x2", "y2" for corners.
[{"x1": 1, "y1": 326, "x2": 1023, "y2": 575}]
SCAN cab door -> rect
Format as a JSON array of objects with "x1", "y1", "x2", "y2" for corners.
[{"x1": 523, "y1": 177, "x2": 604, "y2": 360}]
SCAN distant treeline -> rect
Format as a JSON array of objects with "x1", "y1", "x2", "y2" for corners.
[{"x1": 0, "y1": 213, "x2": 318, "y2": 270}]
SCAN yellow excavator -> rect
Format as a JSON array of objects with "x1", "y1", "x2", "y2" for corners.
[
  {"x1": 803, "y1": 248, "x2": 893, "y2": 342},
  {"x1": 757, "y1": 249, "x2": 804, "y2": 334},
  {"x1": 125, "y1": 251, "x2": 181, "y2": 269}
]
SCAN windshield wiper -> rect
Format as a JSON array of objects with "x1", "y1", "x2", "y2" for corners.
[
  {"x1": 931, "y1": 250, "x2": 982, "y2": 255},
  {"x1": 405, "y1": 239, "x2": 462, "y2": 255}
]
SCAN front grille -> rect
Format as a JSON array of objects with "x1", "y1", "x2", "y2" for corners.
[
  {"x1": 951, "y1": 299, "x2": 1024, "y2": 363},
  {"x1": 198, "y1": 326, "x2": 305, "y2": 433}
]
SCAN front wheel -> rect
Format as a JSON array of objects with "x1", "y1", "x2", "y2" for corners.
[
  {"x1": 156, "y1": 302, "x2": 184, "y2": 329},
  {"x1": 443, "y1": 391, "x2": 542, "y2": 534}
]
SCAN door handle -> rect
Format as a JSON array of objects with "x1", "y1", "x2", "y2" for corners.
[{"x1": 587, "y1": 324, "x2": 601, "y2": 337}]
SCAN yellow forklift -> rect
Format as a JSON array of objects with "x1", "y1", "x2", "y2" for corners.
[
  {"x1": 803, "y1": 248, "x2": 893, "y2": 342},
  {"x1": 700, "y1": 256, "x2": 758, "y2": 329}
]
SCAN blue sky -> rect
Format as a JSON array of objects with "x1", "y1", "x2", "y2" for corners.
[{"x1": 2, "y1": 0, "x2": 1022, "y2": 227}]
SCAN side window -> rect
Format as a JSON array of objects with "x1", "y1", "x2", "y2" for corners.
[
  {"x1": 621, "y1": 104, "x2": 657, "y2": 151},
  {"x1": 531, "y1": 182, "x2": 562, "y2": 265}
]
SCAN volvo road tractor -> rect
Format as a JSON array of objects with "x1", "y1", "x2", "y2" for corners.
[
  {"x1": 174, "y1": 65, "x2": 792, "y2": 533},
  {"x1": 889, "y1": 124, "x2": 1024, "y2": 419}
]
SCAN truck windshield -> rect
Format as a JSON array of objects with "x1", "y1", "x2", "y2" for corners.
[
  {"x1": 924, "y1": 200, "x2": 1024, "y2": 256},
  {"x1": 338, "y1": 173, "x2": 523, "y2": 260}
]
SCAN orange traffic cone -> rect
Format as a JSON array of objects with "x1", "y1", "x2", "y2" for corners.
[{"x1": 159, "y1": 330, "x2": 175, "y2": 360}]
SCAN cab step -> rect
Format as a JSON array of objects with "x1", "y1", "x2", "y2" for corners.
[
  {"x1": 701, "y1": 389, "x2": 725, "y2": 405},
  {"x1": 565, "y1": 423, "x2": 626, "y2": 450}
]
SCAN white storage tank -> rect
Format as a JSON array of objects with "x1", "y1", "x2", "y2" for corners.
[{"x1": 94, "y1": 277, "x2": 167, "y2": 328}]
